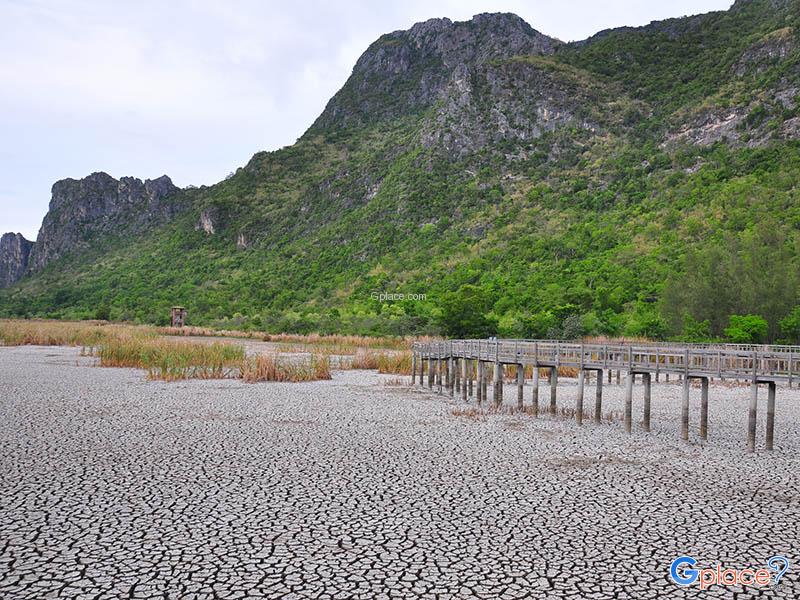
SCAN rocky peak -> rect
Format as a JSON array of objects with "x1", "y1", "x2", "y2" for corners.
[
  {"x1": 27, "y1": 172, "x2": 184, "y2": 272},
  {"x1": 0, "y1": 233, "x2": 34, "y2": 288},
  {"x1": 307, "y1": 13, "x2": 559, "y2": 132},
  {"x1": 405, "y1": 13, "x2": 558, "y2": 65}
]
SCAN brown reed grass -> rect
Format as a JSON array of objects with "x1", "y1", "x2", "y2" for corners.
[
  {"x1": 97, "y1": 335, "x2": 245, "y2": 381},
  {"x1": 241, "y1": 352, "x2": 331, "y2": 383}
]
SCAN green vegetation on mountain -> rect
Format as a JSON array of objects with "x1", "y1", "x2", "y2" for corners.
[{"x1": 3, "y1": 0, "x2": 800, "y2": 342}]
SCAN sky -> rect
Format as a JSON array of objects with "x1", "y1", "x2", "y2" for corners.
[{"x1": 1, "y1": 0, "x2": 734, "y2": 240}]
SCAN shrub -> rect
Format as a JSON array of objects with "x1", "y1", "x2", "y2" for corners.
[
  {"x1": 724, "y1": 314, "x2": 768, "y2": 344},
  {"x1": 779, "y1": 306, "x2": 800, "y2": 344}
]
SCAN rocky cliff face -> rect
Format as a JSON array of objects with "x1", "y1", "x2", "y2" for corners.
[
  {"x1": 27, "y1": 172, "x2": 182, "y2": 272},
  {"x1": 307, "y1": 13, "x2": 560, "y2": 133},
  {"x1": 0, "y1": 233, "x2": 34, "y2": 288}
]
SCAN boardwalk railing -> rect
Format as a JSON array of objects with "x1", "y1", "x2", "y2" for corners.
[
  {"x1": 410, "y1": 339, "x2": 791, "y2": 452},
  {"x1": 414, "y1": 339, "x2": 797, "y2": 384}
]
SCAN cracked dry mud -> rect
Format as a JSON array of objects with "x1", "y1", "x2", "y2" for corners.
[{"x1": 0, "y1": 346, "x2": 798, "y2": 599}]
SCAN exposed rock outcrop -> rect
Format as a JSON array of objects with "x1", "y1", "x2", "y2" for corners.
[
  {"x1": 419, "y1": 57, "x2": 608, "y2": 157},
  {"x1": 27, "y1": 172, "x2": 183, "y2": 272},
  {"x1": 0, "y1": 233, "x2": 34, "y2": 288},
  {"x1": 733, "y1": 28, "x2": 795, "y2": 76},
  {"x1": 307, "y1": 13, "x2": 560, "y2": 133}
]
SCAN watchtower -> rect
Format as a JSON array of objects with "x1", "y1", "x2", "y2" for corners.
[{"x1": 170, "y1": 306, "x2": 187, "y2": 328}]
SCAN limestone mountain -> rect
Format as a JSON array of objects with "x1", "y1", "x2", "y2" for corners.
[
  {"x1": 0, "y1": 173, "x2": 185, "y2": 288},
  {"x1": 26, "y1": 172, "x2": 183, "y2": 272},
  {"x1": 0, "y1": 234, "x2": 33, "y2": 289},
  {"x1": 3, "y1": 0, "x2": 800, "y2": 342}
]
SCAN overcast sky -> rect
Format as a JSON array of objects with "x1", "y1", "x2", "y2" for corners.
[{"x1": 1, "y1": 0, "x2": 733, "y2": 239}]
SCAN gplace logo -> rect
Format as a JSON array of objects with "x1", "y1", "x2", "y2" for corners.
[{"x1": 670, "y1": 555, "x2": 790, "y2": 589}]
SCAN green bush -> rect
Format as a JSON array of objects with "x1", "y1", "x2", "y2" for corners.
[
  {"x1": 724, "y1": 314, "x2": 768, "y2": 344},
  {"x1": 779, "y1": 306, "x2": 800, "y2": 344}
]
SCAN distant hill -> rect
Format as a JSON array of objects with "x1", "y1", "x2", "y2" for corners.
[{"x1": 3, "y1": 0, "x2": 800, "y2": 342}]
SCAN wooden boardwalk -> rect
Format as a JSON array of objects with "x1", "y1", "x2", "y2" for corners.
[{"x1": 411, "y1": 339, "x2": 799, "y2": 452}]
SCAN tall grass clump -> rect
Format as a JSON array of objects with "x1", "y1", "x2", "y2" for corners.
[
  {"x1": 377, "y1": 351, "x2": 412, "y2": 375},
  {"x1": 0, "y1": 319, "x2": 118, "y2": 347},
  {"x1": 241, "y1": 352, "x2": 331, "y2": 382},
  {"x1": 346, "y1": 349, "x2": 412, "y2": 374},
  {"x1": 263, "y1": 332, "x2": 415, "y2": 351},
  {"x1": 97, "y1": 336, "x2": 245, "y2": 381}
]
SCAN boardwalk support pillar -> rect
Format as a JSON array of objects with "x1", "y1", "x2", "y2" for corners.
[
  {"x1": 576, "y1": 369, "x2": 585, "y2": 425},
  {"x1": 516, "y1": 364, "x2": 524, "y2": 411},
  {"x1": 428, "y1": 356, "x2": 434, "y2": 390},
  {"x1": 493, "y1": 362, "x2": 503, "y2": 408},
  {"x1": 624, "y1": 371, "x2": 634, "y2": 433},
  {"x1": 681, "y1": 377, "x2": 690, "y2": 441},
  {"x1": 594, "y1": 370, "x2": 603, "y2": 424},
  {"x1": 532, "y1": 366, "x2": 540, "y2": 417},
  {"x1": 437, "y1": 354, "x2": 443, "y2": 394},
  {"x1": 468, "y1": 360, "x2": 474, "y2": 399},
  {"x1": 476, "y1": 361, "x2": 484, "y2": 405},
  {"x1": 748, "y1": 381, "x2": 758, "y2": 452},
  {"x1": 700, "y1": 377, "x2": 709, "y2": 441},
  {"x1": 549, "y1": 367, "x2": 558, "y2": 415},
  {"x1": 766, "y1": 381, "x2": 776, "y2": 451},
  {"x1": 461, "y1": 358, "x2": 468, "y2": 402},
  {"x1": 448, "y1": 358, "x2": 454, "y2": 397},
  {"x1": 481, "y1": 361, "x2": 488, "y2": 405},
  {"x1": 412, "y1": 352, "x2": 417, "y2": 385},
  {"x1": 643, "y1": 372, "x2": 651, "y2": 432}
]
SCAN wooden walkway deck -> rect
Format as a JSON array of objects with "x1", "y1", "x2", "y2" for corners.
[{"x1": 411, "y1": 339, "x2": 797, "y2": 452}]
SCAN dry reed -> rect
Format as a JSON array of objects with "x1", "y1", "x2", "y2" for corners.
[{"x1": 241, "y1": 352, "x2": 331, "y2": 383}]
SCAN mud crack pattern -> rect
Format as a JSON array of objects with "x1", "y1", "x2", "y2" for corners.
[{"x1": 0, "y1": 346, "x2": 798, "y2": 599}]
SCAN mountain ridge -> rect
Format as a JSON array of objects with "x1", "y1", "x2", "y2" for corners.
[{"x1": 3, "y1": 1, "x2": 800, "y2": 342}]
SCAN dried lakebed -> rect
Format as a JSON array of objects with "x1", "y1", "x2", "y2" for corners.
[{"x1": 0, "y1": 345, "x2": 798, "y2": 599}]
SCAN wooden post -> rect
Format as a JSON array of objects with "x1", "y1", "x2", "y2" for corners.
[
  {"x1": 576, "y1": 369, "x2": 585, "y2": 425},
  {"x1": 468, "y1": 360, "x2": 474, "y2": 399},
  {"x1": 516, "y1": 363, "x2": 524, "y2": 411},
  {"x1": 624, "y1": 371, "x2": 633, "y2": 434},
  {"x1": 700, "y1": 377, "x2": 708, "y2": 442},
  {"x1": 655, "y1": 349, "x2": 660, "y2": 383},
  {"x1": 594, "y1": 369, "x2": 603, "y2": 424},
  {"x1": 454, "y1": 357, "x2": 460, "y2": 393},
  {"x1": 681, "y1": 376, "x2": 690, "y2": 441},
  {"x1": 437, "y1": 353, "x2": 443, "y2": 394},
  {"x1": 481, "y1": 361, "x2": 488, "y2": 405},
  {"x1": 607, "y1": 369, "x2": 612, "y2": 384},
  {"x1": 412, "y1": 352, "x2": 417, "y2": 385},
  {"x1": 419, "y1": 352, "x2": 425, "y2": 386},
  {"x1": 476, "y1": 361, "x2": 483, "y2": 405},
  {"x1": 550, "y1": 367, "x2": 558, "y2": 415},
  {"x1": 448, "y1": 357, "x2": 454, "y2": 397},
  {"x1": 461, "y1": 358, "x2": 468, "y2": 402},
  {"x1": 444, "y1": 356, "x2": 451, "y2": 393},
  {"x1": 531, "y1": 366, "x2": 540, "y2": 417},
  {"x1": 428, "y1": 356, "x2": 434, "y2": 389},
  {"x1": 616, "y1": 370, "x2": 620, "y2": 385},
  {"x1": 766, "y1": 381, "x2": 776, "y2": 451},
  {"x1": 493, "y1": 362, "x2": 503, "y2": 408},
  {"x1": 748, "y1": 381, "x2": 758, "y2": 453},
  {"x1": 643, "y1": 372, "x2": 651, "y2": 432}
]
